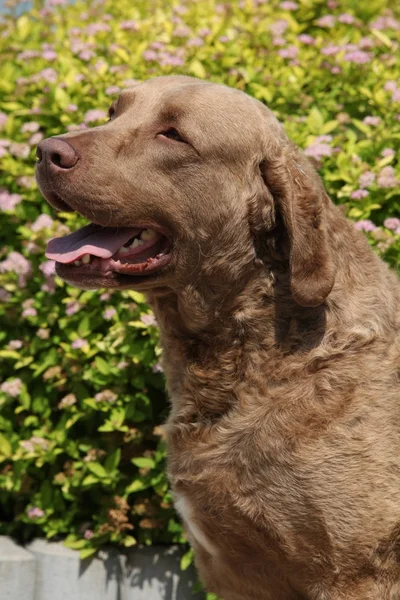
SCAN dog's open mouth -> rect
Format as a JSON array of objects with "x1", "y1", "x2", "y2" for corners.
[{"x1": 45, "y1": 223, "x2": 172, "y2": 282}]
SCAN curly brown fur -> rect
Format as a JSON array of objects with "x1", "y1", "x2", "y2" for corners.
[{"x1": 37, "y1": 76, "x2": 400, "y2": 600}]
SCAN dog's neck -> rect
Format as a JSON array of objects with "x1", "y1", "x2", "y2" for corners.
[{"x1": 147, "y1": 272, "x2": 327, "y2": 423}]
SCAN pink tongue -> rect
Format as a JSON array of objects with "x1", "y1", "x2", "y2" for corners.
[{"x1": 45, "y1": 224, "x2": 141, "y2": 264}]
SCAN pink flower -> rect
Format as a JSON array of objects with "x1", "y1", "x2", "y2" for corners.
[
  {"x1": 392, "y1": 89, "x2": 400, "y2": 103},
  {"x1": 117, "y1": 360, "x2": 128, "y2": 369},
  {"x1": 84, "y1": 109, "x2": 107, "y2": 123},
  {"x1": 278, "y1": 45, "x2": 298, "y2": 59},
  {"x1": 384, "y1": 80, "x2": 398, "y2": 92},
  {"x1": 377, "y1": 166, "x2": 398, "y2": 188},
  {"x1": 269, "y1": 19, "x2": 288, "y2": 36},
  {"x1": 79, "y1": 50, "x2": 95, "y2": 61},
  {"x1": 95, "y1": 389, "x2": 117, "y2": 403},
  {"x1": 71, "y1": 338, "x2": 87, "y2": 349},
  {"x1": 103, "y1": 307, "x2": 116, "y2": 320},
  {"x1": 30, "y1": 133, "x2": 44, "y2": 146},
  {"x1": 363, "y1": 116, "x2": 381, "y2": 126},
  {"x1": 22, "y1": 307, "x2": 38, "y2": 318},
  {"x1": 343, "y1": 51, "x2": 371, "y2": 64},
  {"x1": 370, "y1": 16, "x2": 400, "y2": 31},
  {"x1": 105, "y1": 86, "x2": 120, "y2": 95},
  {"x1": 143, "y1": 49, "x2": 158, "y2": 61},
  {"x1": 84, "y1": 529, "x2": 94, "y2": 540},
  {"x1": 384, "y1": 218, "x2": 400, "y2": 230},
  {"x1": 85, "y1": 23, "x2": 111, "y2": 35},
  {"x1": 66, "y1": 301, "x2": 81, "y2": 316},
  {"x1": 42, "y1": 50, "x2": 57, "y2": 61},
  {"x1": 272, "y1": 36, "x2": 286, "y2": 46},
  {"x1": 358, "y1": 37, "x2": 375, "y2": 49},
  {"x1": 0, "y1": 112, "x2": 8, "y2": 129},
  {"x1": 0, "y1": 190, "x2": 22, "y2": 211},
  {"x1": 1, "y1": 378, "x2": 23, "y2": 397},
  {"x1": 140, "y1": 314, "x2": 157, "y2": 327},
  {"x1": 17, "y1": 50, "x2": 41, "y2": 60},
  {"x1": 17, "y1": 176, "x2": 35, "y2": 188},
  {"x1": 58, "y1": 393, "x2": 77, "y2": 408},
  {"x1": 37, "y1": 328, "x2": 50, "y2": 339},
  {"x1": 198, "y1": 28, "x2": 211, "y2": 37},
  {"x1": 9, "y1": 143, "x2": 30, "y2": 158},
  {"x1": 280, "y1": 1, "x2": 298, "y2": 9},
  {"x1": 66, "y1": 104, "x2": 78, "y2": 112},
  {"x1": 304, "y1": 143, "x2": 333, "y2": 160},
  {"x1": 187, "y1": 37, "x2": 204, "y2": 47},
  {"x1": 38, "y1": 68, "x2": 58, "y2": 83},
  {"x1": 123, "y1": 79, "x2": 138, "y2": 87},
  {"x1": 321, "y1": 44, "x2": 341, "y2": 56},
  {"x1": 153, "y1": 362, "x2": 164, "y2": 373},
  {"x1": 381, "y1": 148, "x2": 395, "y2": 157},
  {"x1": 338, "y1": 13, "x2": 355, "y2": 24},
  {"x1": 359, "y1": 171, "x2": 375, "y2": 188},
  {"x1": 8, "y1": 340, "x2": 23, "y2": 349},
  {"x1": 316, "y1": 15, "x2": 336, "y2": 28},
  {"x1": 298, "y1": 34, "x2": 315, "y2": 45},
  {"x1": 27, "y1": 507, "x2": 45, "y2": 519},
  {"x1": 21, "y1": 121, "x2": 40, "y2": 133},
  {"x1": 351, "y1": 190, "x2": 369, "y2": 199},
  {"x1": 354, "y1": 220, "x2": 377, "y2": 232},
  {"x1": 0, "y1": 252, "x2": 32, "y2": 286},
  {"x1": 174, "y1": 25, "x2": 191, "y2": 37},
  {"x1": 120, "y1": 20, "x2": 139, "y2": 31},
  {"x1": 32, "y1": 214, "x2": 54, "y2": 231},
  {"x1": 40, "y1": 260, "x2": 56, "y2": 277}
]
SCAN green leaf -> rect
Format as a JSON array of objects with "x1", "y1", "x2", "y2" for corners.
[
  {"x1": 86, "y1": 462, "x2": 108, "y2": 478},
  {"x1": 0, "y1": 434, "x2": 12, "y2": 458},
  {"x1": 180, "y1": 549, "x2": 194, "y2": 571},
  {"x1": 125, "y1": 479, "x2": 148, "y2": 494},
  {"x1": 105, "y1": 448, "x2": 121, "y2": 473},
  {"x1": 78, "y1": 315, "x2": 91, "y2": 337},
  {"x1": 95, "y1": 356, "x2": 110, "y2": 375},
  {"x1": 131, "y1": 457, "x2": 155, "y2": 469},
  {"x1": 189, "y1": 59, "x2": 207, "y2": 79},
  {"x1": 307, "y1": 107, "x2": 324, "y2": 135},
  {"x1": 80, "y1": 547, "x2": 98, "y2": 560},
  {"x1": 64, "y1": 538, "x2": 87, "y2": 550},
  {"x1": 122, "y1": 535, "x2": 137, "y2": 547}
]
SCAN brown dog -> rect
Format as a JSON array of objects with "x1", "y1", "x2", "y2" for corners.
[{"x1": 36, "y1": 76, "x2": 400, "y2": 600}]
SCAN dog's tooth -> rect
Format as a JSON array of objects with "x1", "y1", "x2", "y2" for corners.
[
  {"x1": 140, "y1": 228, "x2": 157, "y2": 241},
  {"x1": 81, "y1": 254, "x2": 90, "y2": 264},
  {"x1": 130, "y1": 238, "x2": 143, "y2": 248},
  {"x1": 74, "y1": 259, "x2": 81, "y2": 266},
  {"x1": 120, "y1": 247, "x2": 130, "y2": 254}
]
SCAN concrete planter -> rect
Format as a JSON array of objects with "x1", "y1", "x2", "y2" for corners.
[{"x1": 0, "y1": 537, "x2": 204, "y2": 600}]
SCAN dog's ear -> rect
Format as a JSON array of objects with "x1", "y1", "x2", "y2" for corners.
[{"x1": 258, "y1": 142, "x2": 335, "y2": 307}]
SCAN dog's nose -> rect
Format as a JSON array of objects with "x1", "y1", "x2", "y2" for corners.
[{"x1": 36, "y1": 138, "x2": 79, "y2": 170}]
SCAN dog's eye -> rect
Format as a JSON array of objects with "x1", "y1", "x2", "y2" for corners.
[{"x1": 159, "y1": 128, "x2": 187, "y2": 143}]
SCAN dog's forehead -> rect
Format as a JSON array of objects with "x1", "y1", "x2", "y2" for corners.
[{"x1": 118, "y1": 76, "x2": 256, "y2": 118}]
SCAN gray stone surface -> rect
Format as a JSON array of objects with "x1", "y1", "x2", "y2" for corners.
[
  {"x1": 8, "y1": 539, "x2": 205, "y2": 600},
  {"x1": 28, "y1": 539, "x2": 118, "y2": 600},
  {"x1": 120, "y1": 545, "x2": 203, "y2": 600},
  {"x1": 0, "y1": 536, "x2": 35, "y2": 600}
]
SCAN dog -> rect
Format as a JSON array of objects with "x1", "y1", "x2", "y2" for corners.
[{"x1": 36, "y1": 76, "x2": 400, "y2": 600}]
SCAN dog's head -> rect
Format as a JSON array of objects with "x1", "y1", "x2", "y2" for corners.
[{"x1": 36, "y1": 76, "x2": 334, "y2": 307}]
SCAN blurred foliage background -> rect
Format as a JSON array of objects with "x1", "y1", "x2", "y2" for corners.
[{"x1": 0, "y1": 0, "x2": 399, "y2": 574}]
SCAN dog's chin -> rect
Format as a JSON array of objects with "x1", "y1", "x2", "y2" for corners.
[{"x1": 55, "y1": 256, "x2": 173, "y2": 291}]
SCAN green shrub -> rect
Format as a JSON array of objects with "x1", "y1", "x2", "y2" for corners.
[{"x1": 0, "y1": 0, "x2": 399, "y2": 566}]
